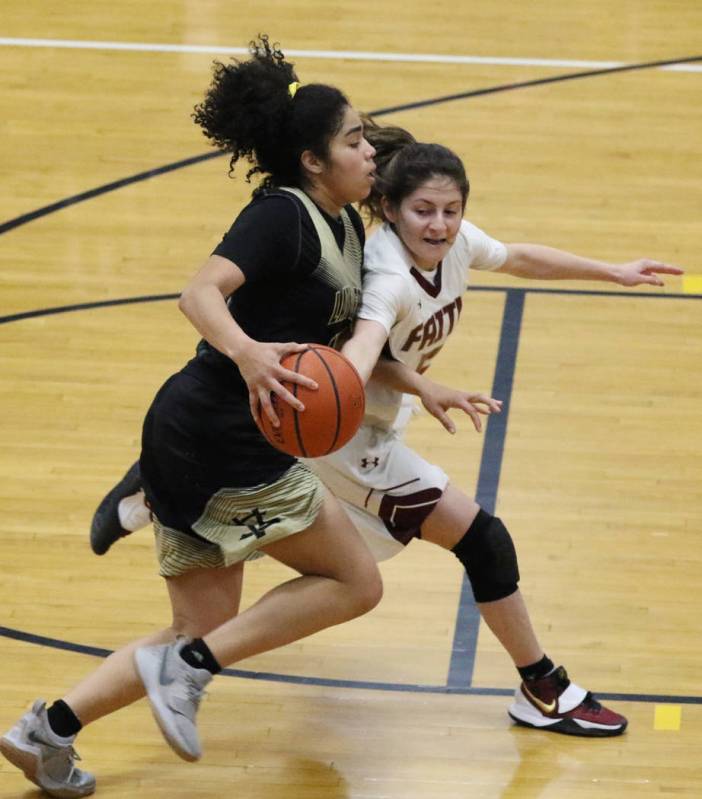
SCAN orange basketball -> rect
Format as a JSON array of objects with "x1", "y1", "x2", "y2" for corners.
[{"x1": 256, "y1": 345, "x2": 365, "y2": 458}]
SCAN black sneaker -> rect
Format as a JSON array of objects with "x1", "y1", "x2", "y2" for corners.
[{"x1": 89, "y1": 461, "x2": 142, "y2": 555}]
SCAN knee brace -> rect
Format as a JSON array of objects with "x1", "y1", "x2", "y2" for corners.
[{"x1": 451, "y1": 508, "x2": 519, "y2": 602}]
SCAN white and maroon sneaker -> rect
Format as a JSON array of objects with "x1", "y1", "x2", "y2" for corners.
[{"x1": 508, "y1": 666, "x2": 627, "y2": 737}]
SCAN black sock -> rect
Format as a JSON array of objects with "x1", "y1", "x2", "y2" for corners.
[
  {"x1": 46, "y1": 700, "x2": 82, "y2": 738},
  {"x1": 179, "y1": 638, "x2": 222, "y2": 675},
  {"x1": 518, "y1": 655, "x2": 554, "y2": 683}
]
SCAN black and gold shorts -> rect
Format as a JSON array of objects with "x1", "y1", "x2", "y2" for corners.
[{"x1": 154, "y1": 462, "x2": 325, "y2": 577}]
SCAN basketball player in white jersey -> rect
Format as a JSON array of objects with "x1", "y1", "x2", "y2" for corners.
[
  {"x1": 333, "y1": 120, "x2": 680, "y2": 736},
  {"x1": 89, "y1": 120, "x2": 682, "y2": 740}
]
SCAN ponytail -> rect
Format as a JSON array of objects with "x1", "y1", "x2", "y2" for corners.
[{"x1": 192, "y1": 35, "x2": 349, "y2": 192}]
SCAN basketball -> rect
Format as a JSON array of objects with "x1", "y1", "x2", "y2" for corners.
[{"x1": 256, "y1": 345, "x2": 365, "y2": 458}]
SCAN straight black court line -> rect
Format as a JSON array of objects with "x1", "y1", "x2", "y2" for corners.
[
  {"x1": 446, "y1": 290, "x2": 525, "y2": 688},
  {"x1": 469, "y1": 285, "x2": 702, "y2": 301},
  {"x1": 2, "y1": 283, "x2": 697, "y2": 330},
  {"x1": 1, "y1": 625, "x2": 699, "y2": 706}
]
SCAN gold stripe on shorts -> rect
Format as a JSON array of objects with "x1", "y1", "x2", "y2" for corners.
[
  {"x1": 154, "y1": 461, "x2": 325, "y2": 577},
  {"x1": 154, "y1": 521, "x2": 224, "y2": 577}
]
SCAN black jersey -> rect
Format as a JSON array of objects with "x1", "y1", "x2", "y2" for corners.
[
  {"x1": 140, "y1": 189, "x2": 365, "y2": 536},
  {"x1": 186, "y1": 188, "x2": 365, "y2": 387}
]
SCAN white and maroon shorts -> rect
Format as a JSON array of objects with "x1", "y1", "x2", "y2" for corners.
[{"x1": 305, "y1": 422, "x2": 448, "y2": 561}]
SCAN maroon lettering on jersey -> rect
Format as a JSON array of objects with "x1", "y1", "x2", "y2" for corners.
[
  {"x1": 444, "y1": 295, "x2": 463, "y2": 336},
  {"x1": 401, "y1": 324, "x2": 424, "y2": 351},
  {"x1": 400, "y1": 296, "x2": 464, "y2": 353},
  {"x1": 417, "y1": 345, "x2": 443, "y2": 374},
  {"x1": 420, "y1": 315, "x2": 439, "y2": 349}
]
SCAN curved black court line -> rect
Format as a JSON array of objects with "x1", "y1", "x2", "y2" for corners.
[
  {"x1": 1, "y1": 286, "x2": 699, "y2": 705},
  {"x1": 0, "y1": 152, "x2": 221, "y2": 236},
  {"x1": 1, "y1": 287, "x2": 698, "y2": 692},
  {"x1": 1, "y1": 54, "x2": 700, "y2": 238},
  {"x1": 371, "y1": 53, "x2": 702, "y2": 116},
  {"x1": 1, "y1": 54, "x2": 699, "y2": 702},
  {"x1": 2, "y1": 625, "x2": 700, "y2": 705},
  {"x1": 0, "y1": 294, "x2": 180, "y2": 326}
]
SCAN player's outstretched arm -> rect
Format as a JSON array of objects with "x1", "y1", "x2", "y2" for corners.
[{"x1": 499, "y1": 244, "x2": 683, "y2": 286}]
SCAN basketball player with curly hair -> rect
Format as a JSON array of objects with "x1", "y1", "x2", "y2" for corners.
[{"x1": 0, "y1": 35, "x2": 396, "y2": 797}]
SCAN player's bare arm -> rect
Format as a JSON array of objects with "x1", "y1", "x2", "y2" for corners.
[
  {"x1": 179, "y1": 253, "x2": 316, "y2": 423},
  {"x1": 499, "y1": 244, "x2": 683, "y2": 285}
]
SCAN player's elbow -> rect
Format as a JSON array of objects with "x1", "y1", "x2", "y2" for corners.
[{"x1": 177, "y1": 283, "x2": 197, "y2": 318}]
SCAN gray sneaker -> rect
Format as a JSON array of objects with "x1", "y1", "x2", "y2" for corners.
[
  {"x1": 0, "y1": 699, "x2": 95, "y2": 798},
  {"x1": 134, "y1": 640, "x2": 212, "y2": 762}
]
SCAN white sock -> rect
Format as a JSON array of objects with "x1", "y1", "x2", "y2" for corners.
[{"x1": 117, "y1": 491, "x2": 151, "y2": 532}]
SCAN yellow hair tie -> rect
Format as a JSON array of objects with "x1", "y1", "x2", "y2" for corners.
[{"x1": 288, "y1": 81, "x2": 301, "y2": 99}]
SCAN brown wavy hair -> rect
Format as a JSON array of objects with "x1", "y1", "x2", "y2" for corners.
[{"x1": 360, "y1": 114, "x2": 470, "y2": 224}]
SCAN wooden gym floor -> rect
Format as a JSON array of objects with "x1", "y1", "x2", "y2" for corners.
[{"x1": 1, "y1": 3, "x2": 700, "y2": 797}]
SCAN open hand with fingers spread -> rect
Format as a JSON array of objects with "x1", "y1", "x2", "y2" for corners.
[
  {"x1": 418, "y1": 379, "x2": 503, "y2": 434},
  {"x1": 237, "y1": 341, "x2": 318, "y2": 426},
  {"x1": 614, "y1": 259, "x2": 684, "y2": 287}
]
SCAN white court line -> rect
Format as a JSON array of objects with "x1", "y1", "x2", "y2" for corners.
[{"x1": 0, "y1": 36, "x2": 701, "y2": 72}]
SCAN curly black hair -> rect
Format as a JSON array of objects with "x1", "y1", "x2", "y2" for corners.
[
  {"x1": 360, "y1": 114, "x2": 470, "y2": 224},
  {"x1": 192, "y1": 35, "x2": 349, "y2": 192}
]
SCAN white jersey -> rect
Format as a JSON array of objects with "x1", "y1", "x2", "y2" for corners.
[
  {"x1": 303, "y1": 219, "x2": 507, "y2": 561},
  {"x1": 358, "y1": 220, "x2": 507, "y2": 430}
]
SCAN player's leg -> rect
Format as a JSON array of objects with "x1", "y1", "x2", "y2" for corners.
[
  {"x1": 133, "y1": 481, "x2": 382, "y2": 761},
  {"x1": 204, "y1": 491, "x2": 383, "y2": 661},
  {"x1": 420, "y1": 487, "x2": 543, "y2": 665},
  {"x1": 422, "y1": 484, "x2": 627, "y2": 737},
  {"x1": 0, "y1": 561, "x2": 244, "y2": 795},
  {"x1": 65, "y1": 560, "x2": 244, "y2": 723}
]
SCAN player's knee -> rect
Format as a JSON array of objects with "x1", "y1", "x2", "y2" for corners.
[
  {"x1": 451, "y1": 508, "x2": 520, "y2": 602},
  {"x1": 360, "y1": 569, "x2": 384, "y2": 614},
  {"x1": 348, "y1": 564, "x2": 384, "y2": 617}
]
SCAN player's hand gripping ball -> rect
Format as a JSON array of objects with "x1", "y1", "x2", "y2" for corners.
[{"x1": 256, "y1": 345, "x2": 365, "y2": 457}]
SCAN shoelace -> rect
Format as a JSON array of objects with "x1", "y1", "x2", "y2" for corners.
[
  {"x1": 581, "y1": 692, "x2": 603, "y2": 713},
  {"x1": 183, "y1": 674, "x2": 208, "y2": 709},
  {"x1": 43, "y1": 741, "x2": 83, "y2": 781}
]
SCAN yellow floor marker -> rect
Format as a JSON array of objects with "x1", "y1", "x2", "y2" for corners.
[
  {"x1": 654, "y1": 704, "x2": 682, "y2": 730},
  {"x1": 682, "y1": 275, "x2": 702, "y2": 294}
]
